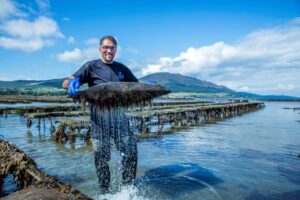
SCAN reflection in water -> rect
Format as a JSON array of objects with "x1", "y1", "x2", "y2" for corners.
[
  {"x1": 52, "y1": 141, "x2": 93, "y2": 153},
  {"x1": 136, "y1": 163, "x2": 222, "y2": 200},
  {"x1": 26, "y1": 130, "x2": 32, "y2": 143}
]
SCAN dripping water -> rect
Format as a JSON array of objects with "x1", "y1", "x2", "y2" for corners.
[{"x1": 90, "y1": 104, "x2": 137, "y2": 195}]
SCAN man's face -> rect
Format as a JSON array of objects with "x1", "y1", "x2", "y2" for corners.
[{"x1": 99, "y1": 39, "x2": 117, "y2": 64}]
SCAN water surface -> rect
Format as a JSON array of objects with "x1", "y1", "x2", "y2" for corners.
[{"x1": 1, "y1": 102, "x2": 299, "y2": 200}]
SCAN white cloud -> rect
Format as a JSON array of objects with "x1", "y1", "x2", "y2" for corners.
[
  {"x1": 57, "y1": 36, "x2": 102, "y2": 64},
  {"x1": 0, "y1": 0, "x2": 25, "y2": 19},
  {"x1": 277, "y1": 83, "x2": 296, "y2": 91},
  {"x1": 0, "y1": 37, "x2": 46, "y2": 52},
  {"x1": 35, "y1": 0, "x2": 50, "y2": 12},
  {"x1": 0, "y1": 16, "x2": 64, "y2": 51},
  {"x1": 0, "y1": 16, "x2": 63, "y2": 38},
  {"x1": 57, "y1": 48, "x2": 82, "y2": 63},
  {"x1": 0, "y1": 1, "x2": 67, "y2": 52},
  {"x1": 142, "y1": 18, "x2": 300, "y2": 96},
  {"x1": 56, "y1": 47, "x2": 98, "y2": 64}
]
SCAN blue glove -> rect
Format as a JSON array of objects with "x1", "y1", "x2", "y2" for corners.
[{"x1": 68, "y1": 77, "x2": 80, "y2": 95}]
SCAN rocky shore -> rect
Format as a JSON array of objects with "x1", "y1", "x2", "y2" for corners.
[{"x1": 0, "y1": 140, "x2": 93, "y2": 200}]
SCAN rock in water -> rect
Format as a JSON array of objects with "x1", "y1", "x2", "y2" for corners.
[{"x1": 78, "y1": 82, "x2": 171, "y2": 109}]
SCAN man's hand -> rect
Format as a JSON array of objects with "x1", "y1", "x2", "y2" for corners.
[
  {"x1": 67, "y1": 77, "x2": 80, "y2": 95},
  {"x1": 62, "y1": 76, "x2": 75, "y2": 89},
  {"x1": 62, "y1": 76, "x2": 81, "y2": 96}
]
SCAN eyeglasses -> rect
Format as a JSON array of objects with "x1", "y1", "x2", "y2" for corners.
[{"x1": 100, "y1": 45, "x2": 117, "y2": 51}]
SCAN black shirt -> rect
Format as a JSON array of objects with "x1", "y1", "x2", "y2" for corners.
[{"x1": 72, "y1": 59, "x2": 138, "y2": 87}]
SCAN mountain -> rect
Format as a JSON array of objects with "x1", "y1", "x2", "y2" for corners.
[
  {"x1": 0, "y1": 73, "x2": 299, "y2": 100},
  {"x1": 0, "y1": 79, "x2": 64, "y2": 89},
  {"x1": 0, "y1": 79, "x2": 66, "y2": 95},
  {"x1": 236, "y1": 92, "x2": 300, "y2": 101},
  {"x1": 0, "y1": 73, "x2": 234, "y2": 94},
  {"x1": 140, "y1": 72, "x2": 234, "y2": 93}
]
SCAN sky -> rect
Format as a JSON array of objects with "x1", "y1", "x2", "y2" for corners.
[{"x1": 0, "y1": 0, "x2": 300, "y2": 96}]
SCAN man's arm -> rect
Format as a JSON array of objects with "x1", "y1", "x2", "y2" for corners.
[{"x1": 62, "y1": 61, "x2": 91, "y2": 90}]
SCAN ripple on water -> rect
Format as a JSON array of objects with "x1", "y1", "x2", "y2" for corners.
[{"x1": 245, "y1": 189, "x2": 300, "y2": 200}]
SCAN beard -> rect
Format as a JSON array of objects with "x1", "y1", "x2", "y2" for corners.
[{"x1": 101, "y1": 53, "x2": 115, "y2": 63}]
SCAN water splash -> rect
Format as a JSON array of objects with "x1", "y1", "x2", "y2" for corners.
[{"x1": 96, "y1": 185, "x2": 150, "y2": 200}]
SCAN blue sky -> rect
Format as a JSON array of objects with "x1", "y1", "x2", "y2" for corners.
[{"x1": 0, "y1": 0, "x2": 300, "y2": 96}]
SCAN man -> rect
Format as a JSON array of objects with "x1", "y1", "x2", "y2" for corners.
[{"x1": 63, "y1": 35, "x2": 138, "y2": 193}]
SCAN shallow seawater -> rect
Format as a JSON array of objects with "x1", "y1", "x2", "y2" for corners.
[
  {"x1": 1, "y1": 102, "x2": 300, "y2": 200},
  {"x1": 0, "y1": 102, "x2": 73, "y2": 108}
]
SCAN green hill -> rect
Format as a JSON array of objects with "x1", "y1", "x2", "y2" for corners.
[
  {"x1": 140, "y1": 72, "x2": 234, "y2": 93},
  {"x1": 0, "y1": 79, "x2": 64, "y2": 89},
  {"x1": 0, "y1": 79, "x2": 66, "y2": 95}
]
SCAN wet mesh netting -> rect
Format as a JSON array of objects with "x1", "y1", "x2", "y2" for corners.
[{"x1": 77, "y1": 82, "x2": 170, "y2": 190}]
